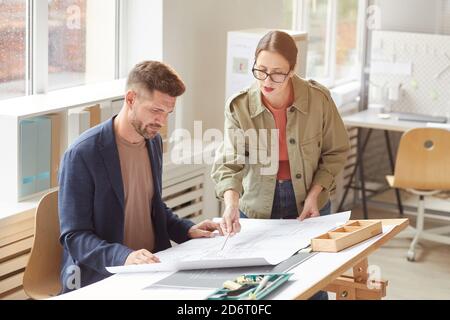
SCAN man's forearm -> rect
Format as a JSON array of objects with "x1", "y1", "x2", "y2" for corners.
[{"x1": 63, "y1": 230, "x2": 133, "y2": 272}]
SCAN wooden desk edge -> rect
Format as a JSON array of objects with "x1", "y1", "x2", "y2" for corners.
[{"x1": 294, "y1": 218, "x2": 409, "y2": 300}]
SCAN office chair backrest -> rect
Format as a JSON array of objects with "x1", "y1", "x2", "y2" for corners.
[
  {"x1": 393, "y1": 128, "x2": 450, "y2": 191},
  {"x1": 23, "y1": 190, "x2": 62, "y2": 299}
]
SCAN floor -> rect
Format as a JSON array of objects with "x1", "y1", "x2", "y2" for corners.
[{"x1": 330, "y1": 203, "x2": 450, "y2": 300}]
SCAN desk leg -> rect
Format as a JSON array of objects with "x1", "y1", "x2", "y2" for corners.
[
  {"x1": 353, "y1": 259, "x2": 369, "y2": 284},
  {"x1": 325, "y1": 258, "x2": 388, "y2": 300},
  {"x1": 338, "y1": 128, "x2": 372, "y2": 219},
  {"x1": 358, "y1": 129, "x2": 369, "y2": 219},
  {"x1": 384, "y1": 130, "x2": 404, "y2": 216}
]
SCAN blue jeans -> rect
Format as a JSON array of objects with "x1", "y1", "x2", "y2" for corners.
[
  {"x1": 240, "y1": 180, "x2": 331, "y2": 300},
  {"x1": 240, "y1": 180, "x2": 332, "y2": 219}
]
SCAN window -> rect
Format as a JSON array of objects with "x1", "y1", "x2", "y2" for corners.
[
  {"x1": 295, "y1": 0, "x2": 363, "y2": 86},
  {"x1": 48, "y1": 0, "x2": 87, "y2": 90},
  {"x1": 0, "y1": 0, "x2": 117, "y2": 101},
  {"x1": 0, "y1": 0, "x2": 27, "y2": 99},
  {"x1": 302, "y1": 0, "x2": 330, "y2": 80},
  {"x1": 48, "y1": 0, "x2": 116, "y2": 91},
  {"x1": 335, "y1": 0, "x2": 359, "y2": 80}
]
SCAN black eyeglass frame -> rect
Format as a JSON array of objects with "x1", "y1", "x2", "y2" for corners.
[{"x1": 251, "y1": 62, "x2": 291, "y2": 83}]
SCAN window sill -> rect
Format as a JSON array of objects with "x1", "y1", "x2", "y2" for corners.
[
  {"x1": 0, "y1": 79, "x2": 126, "y2": 119},
  {"x1": 307, "y1": 78, "x2": 361, "y2": 108},
  {"x1": 329, "y1": 80, "x2": 361, "y2": 108}
]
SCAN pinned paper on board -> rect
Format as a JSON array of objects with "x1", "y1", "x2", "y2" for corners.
[
  {"x1": 370, "y1": 61, "x2": 413, "y2": 76},
  {"x1": 370, "y1": 31, "x2": 450, "y2": 116}
]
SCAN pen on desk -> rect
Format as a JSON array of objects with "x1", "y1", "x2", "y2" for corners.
[
  {"x1": 252, "y1": 275, "x2": 271, "y2": 296},
  {"x1": 220, "y1": 233, "x2": 230, "y2": 251}
]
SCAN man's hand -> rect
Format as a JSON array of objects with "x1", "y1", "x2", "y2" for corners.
[
  {"x1": 220, "y1": 205, "x2": 241, "y2": 236},
  {"x1": 188, "y1": 219, "x2": 222, "y2": 239},
  {"x1": 124, "y1": 249, "x2": 160, "y2": 265}
]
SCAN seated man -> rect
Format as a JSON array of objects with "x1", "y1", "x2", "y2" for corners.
[{"x1": 58, "y1": 60, "x2": 220, "y2": 293}]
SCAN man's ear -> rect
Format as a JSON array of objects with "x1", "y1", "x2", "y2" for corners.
[{"x1": 125, "y1": 90, "x2": 136, "y2": 109}]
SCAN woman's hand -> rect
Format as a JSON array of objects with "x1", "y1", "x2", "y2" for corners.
[
  {"x1": 298, "y1": 184, "x2": 323, "y2": 221},
  {"x1": 220, "y1": 190, "x2": 241, "y2": 235},
  {"x1": 298, "y1": 197, "x2": 320, "y2": 221},
  {"x1": 220, "y1": 205, "x2": 241, "y2": 236}
]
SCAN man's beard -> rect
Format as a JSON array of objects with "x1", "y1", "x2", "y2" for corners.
[{"x1": 131, "y1": 118, "x2": 161, "y2": 140}]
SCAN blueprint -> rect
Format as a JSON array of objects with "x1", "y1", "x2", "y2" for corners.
[{"x1": 106, "y1": 211, "x2": 351, "y2": 274}]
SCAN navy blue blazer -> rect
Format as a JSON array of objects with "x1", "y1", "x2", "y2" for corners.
[{"x1": 58, "y1": 117, "x2": 194, "y2": 293}]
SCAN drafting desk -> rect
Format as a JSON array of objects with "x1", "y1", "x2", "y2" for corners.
[
  {"x1": 338, "y1": 108, "x2": 435, "y2": 219},
  {"x1": 53, "y1": 219, "x2": 408, "y2": 300}
]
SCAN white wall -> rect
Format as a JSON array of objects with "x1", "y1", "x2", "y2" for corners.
[
  {"x1": 122, "y1": 0, "x2": 163, "y2": 76},
  {"x1": 162, "y1": 0, "x2": 292, "y2": 133}
]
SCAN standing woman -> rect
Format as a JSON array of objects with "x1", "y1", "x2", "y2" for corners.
[{"x1": 212, "y1": 30, "x2": 350, "y2": 234}]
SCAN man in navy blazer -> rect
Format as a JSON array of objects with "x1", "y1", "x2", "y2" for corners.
[{"x1": 58, "y1": 61, "x2": 220, "y2": 293}]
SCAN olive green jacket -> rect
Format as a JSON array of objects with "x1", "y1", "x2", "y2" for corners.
[{"x1": 211, "y1": 75, "x2": 350, "y2": 219}]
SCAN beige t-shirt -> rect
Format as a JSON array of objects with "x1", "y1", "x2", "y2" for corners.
[{"x1": 116, "y1": 134, "x2": 155, "y2": 252}]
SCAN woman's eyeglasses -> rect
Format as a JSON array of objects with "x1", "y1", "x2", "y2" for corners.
[{"x1": 252, "y1": 64, "x2": 290, "y2": 83}]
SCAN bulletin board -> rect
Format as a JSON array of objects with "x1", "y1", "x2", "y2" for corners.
[{"x1": 369, "y1": 30, "x2": 450, "y2": 117}]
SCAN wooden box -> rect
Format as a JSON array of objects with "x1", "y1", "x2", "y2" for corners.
[{"x1": 311, "y1": 220, "x2": 383, "y2": 252}]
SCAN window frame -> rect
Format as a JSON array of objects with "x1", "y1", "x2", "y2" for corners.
[{"x1": 294, "y1": 0, "x2": 366, "y2": 88}]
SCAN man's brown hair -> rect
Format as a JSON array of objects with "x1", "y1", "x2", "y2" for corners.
[{"x1": 126, "y1": 61, "x2": 186, "y2": 97}]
